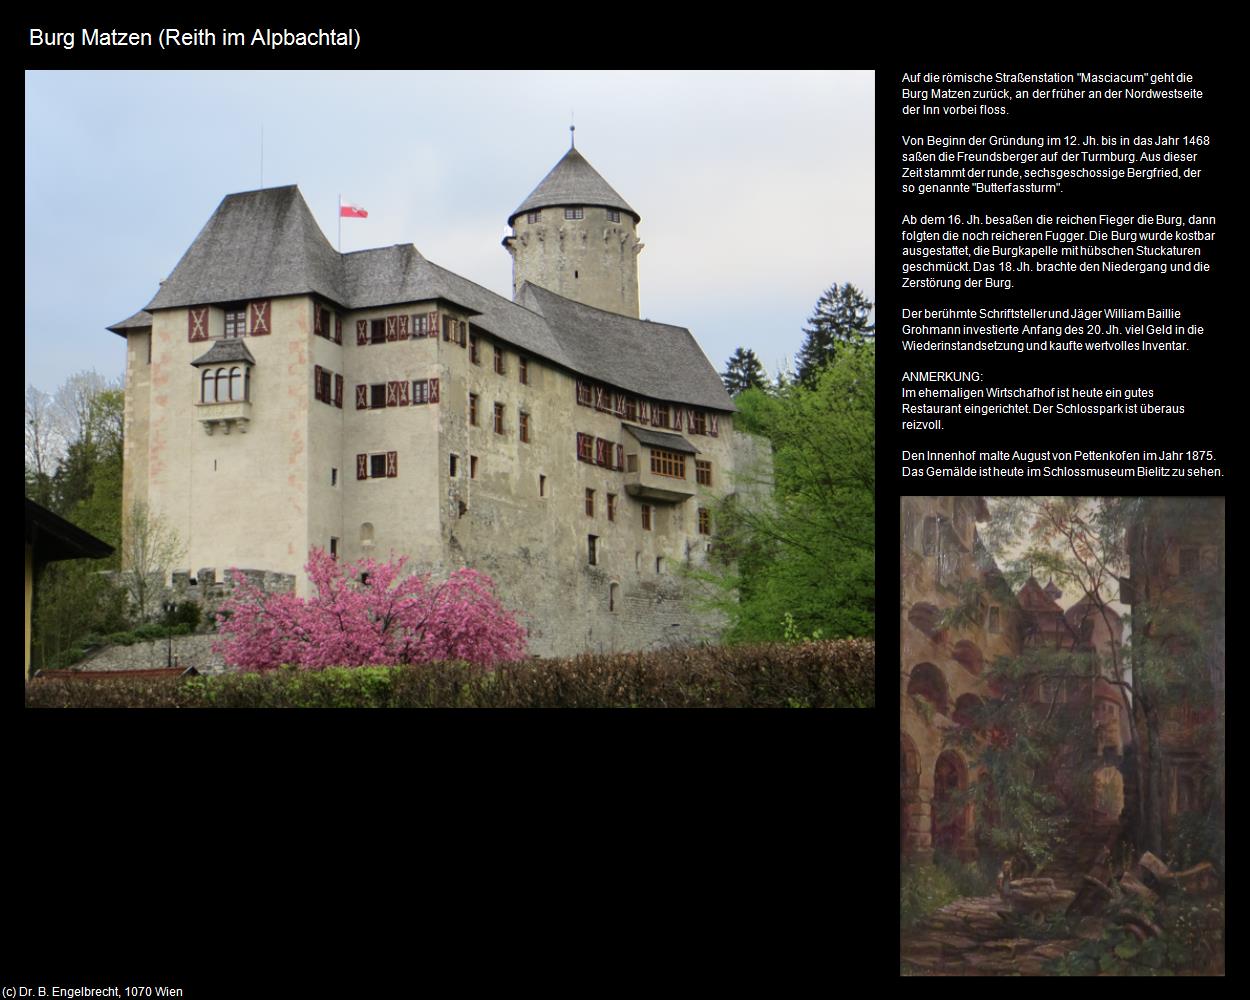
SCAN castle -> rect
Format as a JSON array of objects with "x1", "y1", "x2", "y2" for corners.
[{"x1": 109, "y1": 144, "x2": 767, "y2": 657}]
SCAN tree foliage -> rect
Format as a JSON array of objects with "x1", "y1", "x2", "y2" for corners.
[
  {"x1": 214, "y1": 549, "x2": 528, "y2": 670},
  {"x1": 794, "y1": 282, "x2": 875, "y2": 385},
  {"x1": 720, "y1": 347, "x2": 770, "y2": 395},
  {"x1": 709, "y1": 340, "x2": 874, "y2": 642}
]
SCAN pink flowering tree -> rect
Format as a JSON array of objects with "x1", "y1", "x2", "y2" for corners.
[{"x1": 214, "y1": 549, "x2": 527, "y2": 671}]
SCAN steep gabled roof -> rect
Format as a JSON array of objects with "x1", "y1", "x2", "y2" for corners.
[
  {"x1": 145, "y1": 186, "x2": 346, "y2": 311},
  {"x1": 509, "y1": 148, "x2": 639, "y2": 226},
  {"x1": 125, "y1": 185, "x2": 732, "y2": 412},
  {"x1": 518, "y1": 284, "x2": 734, "y2": 412},
  {"x1": 1017, "y1": 576, "x2": 1064, "y2": 614}
]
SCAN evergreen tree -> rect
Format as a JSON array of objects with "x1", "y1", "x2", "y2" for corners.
[
  {"x1": 795, "y1": 283, "x2": 875, "y2": 385},
  {"x1": 721, "y1": 347, "x2": 770, "y2": 395}
]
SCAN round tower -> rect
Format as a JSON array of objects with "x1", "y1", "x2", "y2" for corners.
[{"x1": 503, "y1": 142, "x2": 643, "y2": 318}]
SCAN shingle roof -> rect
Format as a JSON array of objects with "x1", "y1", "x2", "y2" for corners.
[
  {"x1": 124, "y1": 185, "x2": 732, "y2": 412},
  {"x1": 106, "y1": 309, "x2": 153, "y2": 336},
  {"x1": 190, "y1": 339, "x2": 256, "y2": 367},
  {"x1": 145, "y1": 186, "x2": 346, "y2": 311},
  {"x1": 517, "y1": 284, "x2": 734, "y2": 411},
  {"x1": 623, "y1": 424, "x2": 699, "y2": 454},
  {"x1": 509, "y1": 148, "x2": 639, "y2": 226}
]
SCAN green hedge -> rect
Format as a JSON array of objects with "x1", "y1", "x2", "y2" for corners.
[{"x1": 25, "y1": 639, "x2": 874, "y2": 708}]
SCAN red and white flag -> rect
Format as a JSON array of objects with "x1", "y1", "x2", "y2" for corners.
[{"x1": 340, "y1": 201, "x2": 368, "y2": 218}]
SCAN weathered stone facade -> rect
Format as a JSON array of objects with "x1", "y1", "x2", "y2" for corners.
[{"x1": 113, "y1": 148, "x2": 762, "y2": 659}]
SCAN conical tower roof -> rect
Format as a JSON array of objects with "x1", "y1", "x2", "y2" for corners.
[{"x1": 509, "y1": 147, "x2": 639, "y2": 226}]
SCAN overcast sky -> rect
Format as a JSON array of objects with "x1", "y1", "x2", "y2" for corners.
[{"x1": 24, "y1": 70, "x2": 874, "y2": 393}]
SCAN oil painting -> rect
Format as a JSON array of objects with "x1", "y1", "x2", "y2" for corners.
[{"x1": 900, "y1": 496, "x2": 1224, "y2": 975}]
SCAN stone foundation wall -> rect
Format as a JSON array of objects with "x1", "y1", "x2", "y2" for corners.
[{"x1": 77, "y1": 633, "x2": 229, "y2": 675}]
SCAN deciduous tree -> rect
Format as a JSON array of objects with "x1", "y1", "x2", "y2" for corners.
[{"x1": 215, "y1": 549, "x2": 528, "y2": 670}]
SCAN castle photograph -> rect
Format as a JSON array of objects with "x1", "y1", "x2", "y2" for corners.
[{"x1": 25, "y1": 70, "x2": 874, "y2": 669}]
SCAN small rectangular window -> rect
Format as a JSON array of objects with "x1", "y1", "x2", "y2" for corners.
[
  {"x1": 539, "y1": 474, "x2": 546, "y2": 497},
  {"x1": 564, "y1": 207, "x2": 584, "y2": 220},
  {"x1": 412, "y1": 379, "x2": 430, "y2": 405},
  {"x1": 641, "y1": 504, "x2": 652, "y2": 531},
  {"x1": 588, "y1": 534, "x2": 598, "y2": 566},
  {"x1": 370, "y1": 384, "x2": 386, "y2": 409},
  {"x1": 655, "y1": 557, "x2": 663, "y2": 574},
  {"x1": 331, "y1": 468, "x2": 338, "y2": 487},
  {"x1": 585, "y1": 489, "x2": 595, "y2": 518},
  {"x1": 607, "y1": 209, "x2": 620, "y2": 223},
  {"x1": 470, "y1": 455, "x2": 478, "y2": 479},
  {"x1": 519, "y1": 357, "x2": 529, "y2": 385},
  {"x1": 370, "y1": 319, "x2": 386, "y2": 344},
  {"x1": 450, "y1": 454, "x2": 459, "y2": 477},
  {"x1": 624, "y1": 397, "x2": 637, "y2": 421},
  {"x1": 493, "y1": 402, "x2": 505, "y2": 434},
  {"x1": 370, "y1": 454, "x2": 387, "y2": 479},
  {"x1": 519, "y1": 411, "x2": 530, "y2": 443},
  {"x1": 330, "y1": 537, "x2": 339, "y2": 560},
  {"x1": 698, "y1": 508, "x2": 711, "y2": 535},
  {"x1": 696, "y1": 460, "x2": 712, "y2": 486},
  {"x1": 469, "y1": 394, "x2": 479, "y2": 426},
  {"x1": 224, "y1": 308, "x2": 247, "y2": 338},
  {"x1": 494, "y1": 347, "x2": 505, "y2": 375},
  {"x1": 607, "y1": 494, "x2": 617, "y2": 522},
  {"x1": 626, "y1": 454, "x2": 638, "y2": 473},
  {"x1": 470, "y1": 334, "x2": 480, "y2": 365},
  {"x1": 526, "y1": 210, "x2": 541, "y2": 223}
]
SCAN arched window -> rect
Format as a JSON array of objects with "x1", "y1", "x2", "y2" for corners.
[
  {"x1": 907, "y1": 662, "x2": 949, "y2": 716},
  {"x1": 952, "y1": 640, "x2": 984, "y2": 676},
  {"x1": 229, "y1": 367, "x2": 243, "y2": 401},
  {"x1": 201, "y1": 369, "x2": 215, "y2": 403},
  {"x1": 215, "y1": 368, "x2": 227, "y2": 402}
]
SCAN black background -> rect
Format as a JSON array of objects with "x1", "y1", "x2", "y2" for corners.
[{"x1": 18, "y1": 26, "x2": 1228, "y2": 990}]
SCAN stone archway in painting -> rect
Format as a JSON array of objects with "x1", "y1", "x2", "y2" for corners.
[
  {"x1": 901, "y1": 733, "x2": 922, "y2": 856},
  {"x1": 933, "y1": 750, "x2": 970, "y2": 857}
]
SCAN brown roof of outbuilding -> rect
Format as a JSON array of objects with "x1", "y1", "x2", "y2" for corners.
[{"x1": 25, "y1": 498, "x2": 114, "y2": 563}]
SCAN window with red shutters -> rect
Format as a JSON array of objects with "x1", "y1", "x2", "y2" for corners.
[
  {"x1": 576, "y1": 432, "x2": 594, "y2": 463},
  {"x1": 638, "y1": 400, "x2": 651, "y2": 425},
  {"x1": 334, "y1": 316, "x2": 342, "y2": 344},
  {"x1": 398, "y1": 314, "x2": 409, "y2": 340},
  {"x1": 334, "y1": 374, "x2": 343, "y2": 408},
  {"x1": 398, "y1": 380, "x2": 410, "y2": 406},
  {"x1": 429, "y1": 378, "x2": 440, "y2": 403},
  {"x1": 412, "y1": 314, "x2": 427, "y2": 338},
  {"x1": 370, "y1": 454, "x2": 386, "y2": 479},
  {"x1": 370, "y1": 319, "x2": 386, "y2": 345},
  {"x1": 224, "y1": 307, "x2": 247, "y2": 339},
  {"x1": 612, "y1": 393, "x2": 625, "y2": 417},
  {"x1": 386, "y1": 451, "x2": 398, "y2": 478},
  {"x1": 709, "y1": 414, "x2": 719, "y2": 437},
  {"x1": 356, "y1": 385, "x2": 368, "y2": 410},
  {"x1": 357, "y1": 454, "x2": 368, "y2": 480},
  {"x1": 385, "y1": 315, "x2": 398, "y2": 342},
  {"x1": 386, "y1": 382, "x2": 399, "y2": 407},
  {"x1": 428, "y1": 312, "x2": 438, "y2": 341},
  {"x1": 615, "y1": 444, "x2": 624, "y2": 470},
  {"x1": 371, "y1": 384, "x2": 386, "y2": 409},
  {"x1": 458, "y1": 321, "x2": 467, "y2": 347},
  {"x1": 314, "y1": 365, "x2": 324, "y2": 402},
  {"x1": 357, "y1": 319, "x2": 368, "y2": 346},
  {"x1": 412, "y1": 380, "x2": 429, "y2": 405},
  {"x1": 624, "y1": 397, "x2": 638, "y2": 422},
  {"x1": 442, "y1": 316, "x2": 451, "y2": 341},
  {"x1": 593, "y1": 385, "x2": 609, "y2": 412},
  {"x1": 314, "y1": 305, "x2": 325, "y2": 338},
  {"x1": 470, "y1": 334, "x2": 480, "y2": 364}
]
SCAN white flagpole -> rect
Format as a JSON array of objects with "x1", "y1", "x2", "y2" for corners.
[{"x1": 338, "y1": 193, "x2": 342, "y2": 252}]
